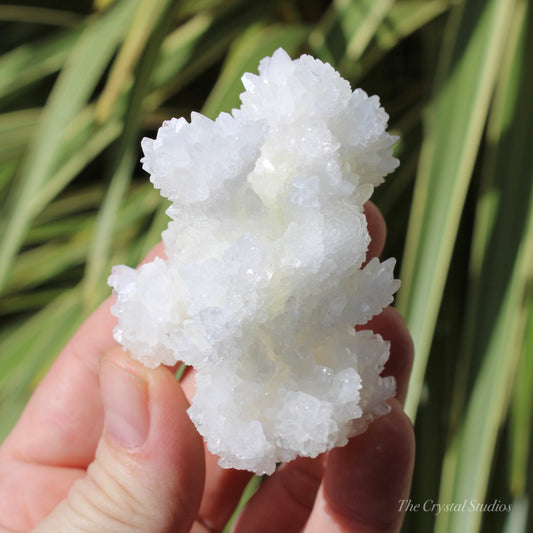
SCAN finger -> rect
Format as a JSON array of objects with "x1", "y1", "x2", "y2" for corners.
[
  {"x1": 359, "y1": 306, "x2": 414, "y2": 406},
  {"x1": 2, "y1": 244, "x2": 168, "y2": 468},
  {"x1": 360, "y1": 203, "x2": 413, "y2": 402},
  {"x1": 33, "y1": 347, "x2": 205, "y2": 533},
  {"x1": 304, "y1": 400, "x2": 415, "y2": 533},
  {"x1": 232, "y1": 456, "x2": 325, "y2": 533},
  {"x1": 364, "y1": 201, "x2": 386, "y2": 263},
  {"x1": 192, "y1": 453, "x2": 253, "y2": 533}
]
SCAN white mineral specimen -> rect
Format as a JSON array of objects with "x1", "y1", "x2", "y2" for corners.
[{"x1": 108, "y1": 48, "x2": 400, "y2": 475}]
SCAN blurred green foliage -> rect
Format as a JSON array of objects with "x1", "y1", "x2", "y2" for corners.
[{"x1": 0, "y1": 1, "x2": 531, "y2": 532}]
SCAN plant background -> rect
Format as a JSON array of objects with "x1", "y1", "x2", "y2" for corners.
[{"x1": 0, "y1": 1, "x2": 531, "y2": 532}]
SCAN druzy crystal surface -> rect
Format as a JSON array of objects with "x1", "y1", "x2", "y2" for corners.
[{"x1": 108, "y1": 49, "x2": 400, "y2": 475}]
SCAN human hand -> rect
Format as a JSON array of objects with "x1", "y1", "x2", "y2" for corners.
[{"x1": 0, "y1": 202, "x2": 414, "y2": 533}]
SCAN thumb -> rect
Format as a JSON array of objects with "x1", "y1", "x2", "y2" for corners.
[{"x1": 34, "y1": 348, "x2": 205, "y2": 533}]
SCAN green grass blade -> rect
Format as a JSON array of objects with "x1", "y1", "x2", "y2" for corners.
[
  {"x1": 0, "y1": 0, "x2": 138, "y2": 295},
  {"x1": 0, "y1": 27, "x2": 81, "y2": 100},
  {"x1": 25, "y1": 216, "x2": 92, "y2": 244},
  {"x1": 0, "y1": 108, "x2": 40, "y2": 160},
  {"x1": 131, "y1": 199, "x2": 169, "y2": 263},
  {"x1": 339, "y1": 0, "x2": 395, "y2": 73},
  {"x1": 34, "y1": 118, "x2": 123, "y2": 215},
  {"x1": 6, "y1": 241, "x2": 90, "y2": 294},
  {"x1": 436, "y1": 2, "x2": 533, "y2": 531},
  {"x1": 4, "y1": 181, "x2": 158, "y2": 296},
  {"x1": 149, "y1": 9, "x2": 215, "y2": 86},
  {"x1": 503, "y1": 497, "x2": 529, "y2": 533},
  {"x1": 437, "y1": 192, "x2": 532, "y2": 533},
  {"x1": 222, "y1": 474, "x2": 264, "y2": 533},
  {"x1": 201, "y1": 22, "x2": 310, "y2": 118},
  {"x1": 309, "y1": 0, "x2": 395, "y2": 71},
  {"x1": 13, "y1": 107, "x2": 123, "y2": 221},
  {"x1": 96, "y1": 0, "x2": 172, "y2": 122},
  {"x1": 146, "y1": 0, "x2": 276, "y2": 110},
  {"x1": 82, "y1": 0, "x2": 179, "y2": 310},
  {"x1": 0, "y1": 5, "x2": 82, "y2": 27},
  {"x1": 469, "y1": 11, "x2": 533, "y2": 506},
  {"x1": 34, "y1": 187, "x2": 105, "y2": 225},
  {"x1": 177, "y1": 0, "x2": 238, "y2": 17},
  {"x1": 356, "y1": 1, "x2": 451, "y2": 79},
  {"x1": 509, "y1": 303, "x2": 533, "y2": 499},
  {"x1": 398, "y1": 0, "x2": 517, "y2": 419},
  {"x1": 0, "y1": 159, "x2": 19, "y2": 195},
  {"x1": 0, "y1": 288, "x2": 66, "y2": 315}
]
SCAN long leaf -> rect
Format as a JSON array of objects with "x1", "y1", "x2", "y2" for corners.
[
  {"x1": 29, "y1": 109, "x2": 123, "y2": 218},
  {"x1": 0, "y1": 0, "x2": 138, "y2": 294},
  {"x1": 82, "y1": 0, "x2": 179, "y2": 311},
  {"x1": 309, "y1": 0, "x2": 395, "y2": 72},
  {"x1": 0, "y1": 27, "x2": 80, "y2": 101},
  {"x1": 146, "y1": 0, "x2": 275, "y2": 110},
  {"x1": 398, "y1": 0, "x2": 517, "y2": 418},
  {"x1": 438, "y1": 188, "x2": 532, "y2": 533},
  {"x1": 0, "y1": 5, "x2": 82, "y2": 27},
  {"x1": 6, "y1": 183, "x2": 159, "y2": 295},
  {"x1": 0, "y1": 108, "x2": 40, "y2": 160},
  {"x1": 96, "y1": 0, "x2": 172, "y2": 122},
  {"x1": 436, "y1": 2, "x2": 533, "y2": 531},
  {"x1": 357, "y1": 1, "x2": 451, "y2": 80},
  {"x1": 509, "y1": 303, "x2": 533, "y2": 498}
]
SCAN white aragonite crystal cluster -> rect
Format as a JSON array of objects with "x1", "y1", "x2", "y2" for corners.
[{"x1": 108, "y1": 48, "x2": 401, "y2": 475}]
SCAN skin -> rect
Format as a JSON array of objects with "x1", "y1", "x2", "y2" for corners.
[{"x1": 0, "y1": 201, "x2": 414, "y2": 533}]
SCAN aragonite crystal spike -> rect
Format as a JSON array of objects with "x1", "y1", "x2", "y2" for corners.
[{"x1": 109, "y1": 48, "x2": 401, "y2": 475}]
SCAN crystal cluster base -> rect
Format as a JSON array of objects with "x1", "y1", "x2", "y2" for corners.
[{"x1": 109, "y1": 49, "x2": 400, "y2": 475}]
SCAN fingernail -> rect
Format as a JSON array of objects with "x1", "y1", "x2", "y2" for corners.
[{"x1": 100, "y1": 358, "x2": 150, "y2": 448}]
